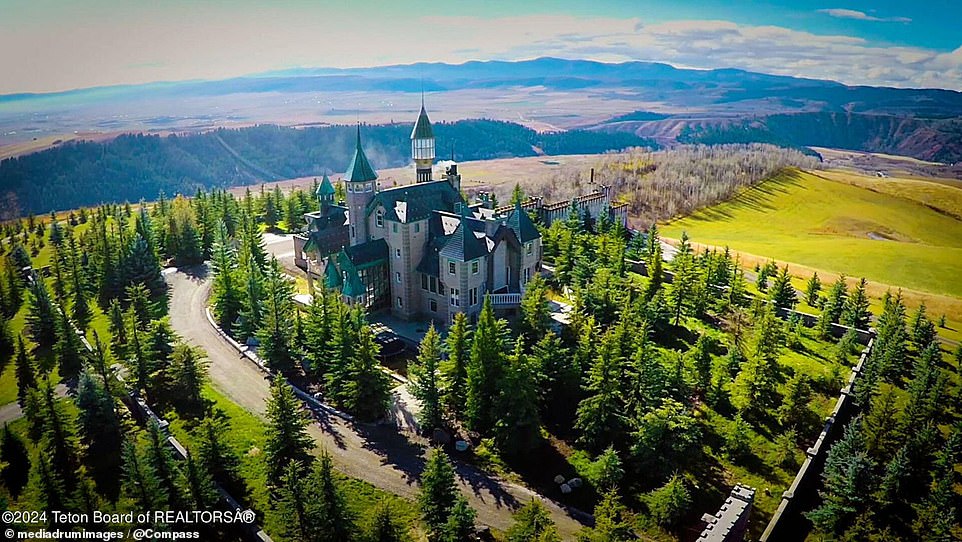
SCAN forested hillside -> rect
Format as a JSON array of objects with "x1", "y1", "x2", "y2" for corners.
[
  {"x1": 674, "y1": 113, "x2": 962, "y2": 163},
  {"x1": 0, "y1": 119, "x2": 653, "y2": 218}
]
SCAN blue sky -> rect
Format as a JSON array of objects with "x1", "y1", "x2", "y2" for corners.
[{"x1": 2, "y1": 0, "x2": 960, "y2": 93}]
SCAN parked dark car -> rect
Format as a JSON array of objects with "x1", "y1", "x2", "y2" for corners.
[{"x1": 374, "y1": 330, "x2": 406, "y2": 358}]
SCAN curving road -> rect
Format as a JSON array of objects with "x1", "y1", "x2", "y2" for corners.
[{"x1": 165, "y1": 265, "x2": 588, "y2": 537}]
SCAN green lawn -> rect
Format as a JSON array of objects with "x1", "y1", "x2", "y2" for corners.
[{"x1": 661, "y1": 168, "x2": 962, "y2": 301}]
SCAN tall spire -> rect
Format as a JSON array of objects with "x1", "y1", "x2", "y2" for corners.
[
  {"x1": 411, "y1": 97, "x2": 435, "y2": 183},
  {"x1": 345, "y1": 123, "x2": 378, "y2": 183}
]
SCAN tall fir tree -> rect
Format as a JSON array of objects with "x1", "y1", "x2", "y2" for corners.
[
  {"x1": 441, "y1": 312, "x2": 470, "y2": 417},
  {"x1": 265, "y1": 378, "x2": 314, "y2": 486},
  {"x1": 256, "y1": 257, "x2": 295, "y2": 370},
  {"x1": 26, "y1": 277, "x2": 58, "y2": 348},
  {"x1": 465, "y1": 297, "x2": 507, "y2": 434},
  {"x1": 410, "y1": 324, "x2": 444, "y2": 432},
  {"x1": 419, "y1": 448, "x2": 459, "y2": 542},
  {"x1": 494, "y1": 339, "x2": 542, "y2": 457}
]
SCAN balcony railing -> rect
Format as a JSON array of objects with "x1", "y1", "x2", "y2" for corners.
[{"x1": 488, "y1": 293, "x2": 522, "y2": 307}]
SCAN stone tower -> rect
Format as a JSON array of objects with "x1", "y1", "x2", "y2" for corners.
[
  {"x1": 411, "y1": 99, "x2": 435, "y2": 183},
  {"x1": 344, "y1": 125, "x2": 378, "y2": 246}
]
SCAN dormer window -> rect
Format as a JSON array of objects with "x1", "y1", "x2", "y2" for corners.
[{"x1": 365, "y1": 182, "x2": 373, "y2": 192}]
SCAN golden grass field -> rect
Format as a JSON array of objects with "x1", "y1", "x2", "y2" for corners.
[{"x1": 661, "y1": 168, "x2": 962, "y2": 320}]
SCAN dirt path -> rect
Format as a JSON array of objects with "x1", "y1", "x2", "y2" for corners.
[{"x1": 165, "y1": 265, "x2": 589, "y2": 537}]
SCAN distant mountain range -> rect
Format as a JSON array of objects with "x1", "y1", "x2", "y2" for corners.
[{"x1": 2, "y1": 57, "x2": 961, "y2": 163}]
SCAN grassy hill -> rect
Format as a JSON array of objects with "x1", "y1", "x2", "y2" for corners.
[{"x1": 661, "y1": 169, "x2": 962, "y2": 303}]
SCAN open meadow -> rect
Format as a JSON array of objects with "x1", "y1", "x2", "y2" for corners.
[{"x1": 660, "y1": 169, "x2": 962, "y2": 314}]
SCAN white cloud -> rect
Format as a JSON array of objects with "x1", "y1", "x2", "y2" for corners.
[
  {"x1": 817, "y1": 8, "x2": 911, "y2": 23},
  {"x1": 0, "y1": 9, "x2": 957, "y2": 92}
]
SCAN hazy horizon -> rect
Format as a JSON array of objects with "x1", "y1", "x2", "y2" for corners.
[{"x1": 3, "y1": 0, "x2": 961, "y2": 94}]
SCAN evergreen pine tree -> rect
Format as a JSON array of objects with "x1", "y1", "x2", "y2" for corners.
[
  {"x1": 804, "y1": 272, "x2": 821, "y2": 307},
  {"x1": 75, "y1": 372, "x2": 123, "y2": 495},
  {"x1": 145, "y1": 420, "x2": 185, "y2": 508},
  {"x1": 465, "y1": 297, "x2": 507, "y2": 433},
  {"x1": 410, "y1": 324, "x2": 444, "y2": 432},
  {"x1": 841, "y1": 278, "x2": 871, "y2": 329},
  {"x1": 575, "y1": 332, "x2": 625, "y2": 452},
  {"x1": 494, "y1": 339, "x2": 542, "y2": 457},
  {"x1": 363, "y1": 502, "x2": 407, "y2": 542},
  {"x1": 442, "y1": 496, "x2": 476, "y2": 542},
  {"x1": 195, "y1": 417, "x2": 245, "y2": 497},
  {"x1": 14, "y1": 335, "x2": 37, "y2": 406},
  {"x1": 442, "y1": 312, "x2": 470, "y2": 417},
  {"x1": 181, "y1": 450, "x2": 219, "y2": 510},
  {"x1": 0, "y1": 423, "x2": 30, "y2": 498},
  {"x1": 54, "y1": 308, "x2": 85, "y2": 380},
  {"x1": 768, "y1": 265, "x2": 797, "y2": 310},
  {"x1": 419, "y1": 448, "x2": 459, "y2": 542},
  {"x1": 168, "y1": 343, "x2": 209, "y2": 415},
  {"x1": 507, "y1": 499, "x2": 561, "y2": 542},
  {"x1": 265, "y1": 378, "x2": 313, "y2": 486},
  {"x1": 122, "y1": 440, "x2": 168, "y2": 510},
  {"x1": 256, "y1": 257, "x2": 295, "y2": 370},
  {"x1": 26, "y1": 277, "x2": 58, "y2": 348},
  {"x1": 310, "y1": 451, "x2": 358, "y2": 542},
  {"x1": 578, "y1": 491, "x2": 633, "y2": 542},
  {"x1": 343, "y1": 325, "x2": 391, "y2": 422},
  {"x1": 529, "y1": 331, "x2": 578, "y2": 425}
]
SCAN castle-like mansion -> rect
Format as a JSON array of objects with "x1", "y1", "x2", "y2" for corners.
[{"x1": 293, "y1": 103, "x2": 626, "y2": 325}]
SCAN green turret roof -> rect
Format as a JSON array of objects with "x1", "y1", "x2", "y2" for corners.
[
  {"x1": 411, "y1": 105, "x2": 434, "y2": 140},
  {"x1": 323, "y1": 259, "x2": 342, "y2": 290},
  {"x1": 344, "y1": 126, "x2": 378, "y2": 183},
  {"x1": 317, "y1": 174, "x2": 336, "y2": 197},
  {"x1": 342, "y1": 270, "x2": 366, "y2": 298}
]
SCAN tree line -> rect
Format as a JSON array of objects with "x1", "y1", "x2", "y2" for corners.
[{"x1": 0, "y1": 119, "x2": 654, "y2": 218}]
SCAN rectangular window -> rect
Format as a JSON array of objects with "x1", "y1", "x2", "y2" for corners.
[
  {"x1": 469, "y1": 287, "x2": 479, "y2": 306},
  {"x1": 421, "y1": 274, "x2": 428, "y2": 290},
  {"x1": 448, "y1": 261, "x2": 456, "y2": 275},
  {"x1": 526, "y1": 242, "x2": 533, "y2": 255},
  {"x1": 430, "y1": 299, "x2": 437, "y2": 312},
  {"x1": 471, "y1": 261, "x2": 479, "y2": 274},
  {"x1": 414, "y1": 223, "x2": 420, "y2": 233},
  {"x1": 376, "y1": 210, "x2": 384, "y2": 228},
  {"x1": 523, "y1": 267, "x2": 531, "y2": 283},
  {"x1": 397, "y1": 296, "x2": 403, "y2": 308},
  {"x1": 450, "y1": 288, "x2": 460, "y2": 307},
  {"x1": 356, "y1": 296, "x2": 364, "y2": 305},
  {"x1": 366, "y1": 182, "x2": 373, "y2": 192},
  {"x1": 395, "y1": 248, "x2": 401, "y2": 258},
  {"x1": 395, "y1": 271, "x2": 402, "y2": 283},
  {"x1": 393, "y1": 223, "x2": 398, "y2": 233},
  {"x1": 439, "y1": 282, "x2": 445, "y2": 296},
  {"x1": 429, "y1": 276, "x2": 437, "y2": 293}
]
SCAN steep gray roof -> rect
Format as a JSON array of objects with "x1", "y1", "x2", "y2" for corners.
[
  {"x1": 506, "y1": 200, "x2": 540, "y2": 243},
  {"x1": 411, "y1": 105, "x2": 434, "y2": 140},
  {"x1": 344, "y1": 126, "x2": 378, "y2": 183},
  {"x1": 368, "y1": 180, "x2": 462, "y2": 223},
  {"x1": 439, "y1": 215, "x2": 489, "y2": 262}
]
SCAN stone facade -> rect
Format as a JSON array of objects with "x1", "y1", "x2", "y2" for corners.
[{"x1": 295, "y1": 102, "x2": 615, "y2": 326}]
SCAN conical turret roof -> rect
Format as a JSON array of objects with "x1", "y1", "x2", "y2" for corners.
[
  {"x1": 507, "y1": 199, "x2": 540, "y2": 243},
  {"x1": 344, "y1": 126, "x2": 378, "y2": 183},
  {"x1": 411, "y1": 104, "x2": 434, "y2": 140},
  {"x1": 317, "y1": 174, "x2": 336, "y2": 196}
]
